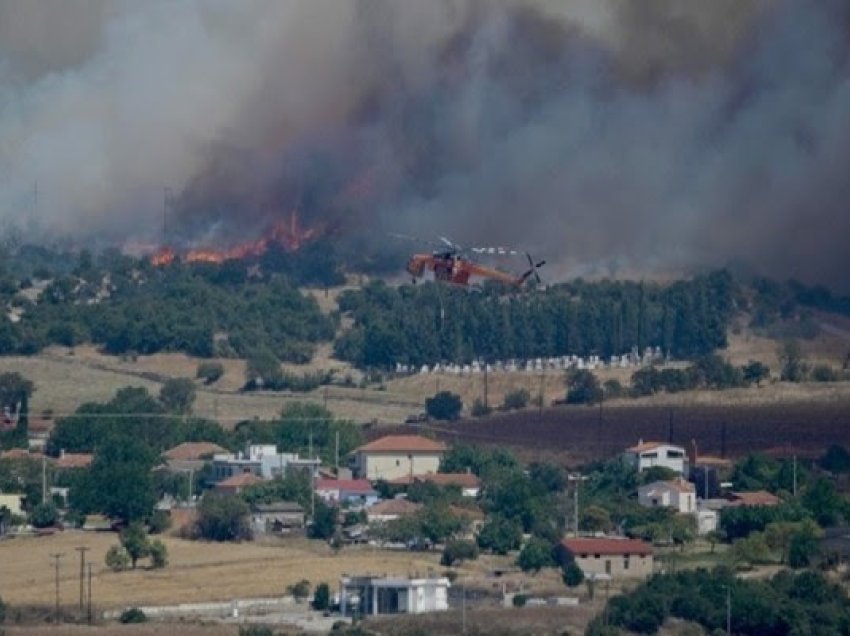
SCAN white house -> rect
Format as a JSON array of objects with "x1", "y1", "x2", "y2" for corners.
[
  {"x1": 315, "y1": 479, "x2": 379, "y2": 506},
  {"x1": 340, "y1": 575, "x2": 450, "y2": 616},
  {"x1": 638, "y1": 479, "x2": 696, "y2": 514},
  {"x1": 695, "y1": 506, "x2": 719, "y2": 535},
  {"x1": 624, "y1": 440, "x2": 688, "y2": 475},
  {"x1": 350, "y1": 435, "x2": 447, "y2": 481},
  {"x1": 212, "y1": 445, "x2": 320, "y2": 482}
]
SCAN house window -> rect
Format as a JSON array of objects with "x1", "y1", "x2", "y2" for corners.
[
  {"x1": 624, "y1": 556, "x2": 630, "y2": 570},
  {"x1": 594, "y1": 554, "x2": 600, "y2": 559},
  {"x1": 396, "y1": 459, "x2": 400, "y2": 466},
  {"x1": 605, "y1": 560, "x2": 611, "y2": 575}
]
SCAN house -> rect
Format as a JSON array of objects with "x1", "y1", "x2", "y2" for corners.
[
  {"x1": 164, "y1": 441, "x2": 227, "y2": 472},
  {"x1": 351, "y1": 435, "x2": 447, "y2": 481},
  {"x1": 214, "y1": 472, "x2": 265, "y2": 494},
  {"x1": 559, "y1": 537, "x2": 654, "y2": 580},
  {"x1": 211, "y1": 445, "x2": 320, "y2": 483},
  {"x1": 725, "y1": 491, "x2": 780, "y2": 507},
  {"x1": 252, "y1": 501, "x2": 305, "y2": 534},
  {"x1": 367, "y1": 498, "x2": 423, "y2": 523},
  {"x1": 624, "y1": 440, "x2": 688, "y2": 475},
  {"x1": 638, "y1": 479, "x2": 696, "y2": 514},
  {"x1": 55, "y1": 451, "x2": 94, "y2": 470},
  {"x1": 315, "y1": 479, "x2": 379, "y2": 506},
  {"x1": 340, "y1": 575, "x2": 450, "y2": 616},
  {"x1": 0, "y1": 493, "x2": 25, "y2": 516},
  {"x1": 390, "y1": 472, "x2": 482, "y2": 498}
]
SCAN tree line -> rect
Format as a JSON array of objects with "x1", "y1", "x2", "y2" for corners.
[{"x1": 334, "y1": 270, "x2": 736, "y2": 368}]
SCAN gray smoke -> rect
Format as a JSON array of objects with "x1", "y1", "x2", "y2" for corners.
[{"x1": 1, "y1": 0, "x2": 849, "y2": 288}]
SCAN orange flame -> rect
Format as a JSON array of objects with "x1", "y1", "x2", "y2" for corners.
[{"x1": 150, "y1": 211, "x2": 323, "y2": 266}]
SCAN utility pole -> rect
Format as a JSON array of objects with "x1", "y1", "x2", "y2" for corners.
[
  {"x1": 50, "y1": 552, "x2": 64, "y2": 620},
  {"x1": 87, "y1": 563, "x2": 93, "y2": 624},
  {"x1": 42, "y1": 453, "x2": 47, "y2": 503},
  {"x1": 335, "y1": 430, "x2": 340, "y2": 475},
  {"x1": 75, "y1": 546, "x2": 90, "y2": 611}
]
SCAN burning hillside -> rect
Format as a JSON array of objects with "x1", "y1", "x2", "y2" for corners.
[{"x1": 149, "y1": 211, "x2": 326, "y2": 266}]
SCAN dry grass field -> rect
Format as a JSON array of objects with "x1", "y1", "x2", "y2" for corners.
[
  {"x1": 5, "y1": 624, "x2": 239, "y2": 636},
  {"x1": 0, "y1": 531, "x2": 469, "y2": 610}
]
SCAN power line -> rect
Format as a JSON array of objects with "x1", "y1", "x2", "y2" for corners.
[
  {"x1": 49, "y1": 552, "x2": 64, "y2": 621},
  {"x1": 75, "y1": 546, "x2": 90, "y2": 611}
]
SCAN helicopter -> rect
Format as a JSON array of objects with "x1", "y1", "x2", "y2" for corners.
[{"x1": 399, "y1": 235, "x2": 546, "y2": 288}]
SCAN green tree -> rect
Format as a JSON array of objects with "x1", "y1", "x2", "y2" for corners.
[
  {"x1": 158, "y1": 378, "x2": 196, "y2": 414},
  {"x1": 85, "y1": 436, "x2": 158, "y2": 523},
  {"x1": 566, "y1": 370, "x2": 603, "y2": 405},
  {"x1": 516, "y1": 537, "x2": 555, "y2": 573},
  {"x1": 425, "y1": 391, "x2": 463, "y2": 421},
  {"x1": 580, "y1": 505, "x2": 612, "y2": 533},
  {"x1": 30, "y1": 501, "x2": 58, "y2": 528},
  {"x1": 820, "y1": 445, "x2": 850, "y2": 474},
  {"x1": 742, "y1": 360, "x2": 770, "y2": 386},
  {"x1": 148, "y1": 539, "x2": 168, "y2": 569},
  {"x1": 313, "y1": 582, "x2": 331, "y2": 611},
  {"x1": 476, "y1": 516, "x2": 523, "y2": 554},
  {"x1": 562, "y1": 562, "x2": 584, "y2": 587},
  {"x1": 245, "y1": 350, "x2": 282, "y2": 388},
  {"x1": 121, "y1": 522, "x2": 150, "y2": 569},
  {"x1": 288, "y1": 579, "x2": 311, "y2": 603},
  {"x1": 802, "y1": 478, "x2": 844, "y2": 526},
  {"x1": 788, "y1": 521, "x2": 821, "y2": 568},
  {"x1": 309, "y1": 500, "x2": 338, "y2": 540},
  {"x1": 195, "y1": 492, "x2": 252, "y2": 542}
]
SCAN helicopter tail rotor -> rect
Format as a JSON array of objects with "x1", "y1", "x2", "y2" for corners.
[{"x1": 519, "y1": 252, "x2": 546, "y2": 286}]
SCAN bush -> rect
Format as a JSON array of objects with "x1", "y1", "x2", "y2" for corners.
[
  {"x1": 119, "y1": 607, "x2": 147, "y2": 624},
  {"x1": 516, "y1": 537, "x2": 556, "y2": 572},
  {"x1": 441, "y1": 540, "x2": 479, "y2": 566},
  {"x1": 471, "y1": 398, "x2": 492, "y2": 417},
  {"x1": 149, "y1": 539, "x2": 168, "y2": 569},
  {"x1": 288, "y1": 579, "x2": 311, "y2": 602},
  {"x1": 562, "y1": 562, "x2": 584, "y2": 587},
  {"x1": 512, "y1": 594, "x2": 527, "y2": 608},
  {"x1": 148, "y1": 510, "x2": 171, "y2": 535},
  {"x1": 313, "y1": 582, "x2": 331, "y2": 611},
  {"x1": 30, "y1": 501, "x2": 58, "y2": 529},
  {"x1": 196, "y1": 360, "x2": 225, "y2": 384},
  {"x1": 105, "y1": 545, "x2": 131, "y2": 572},
  {"x1": 566, "y1": 370, "x2": 603, "y2": 405},
  {"x1": 811, "y1": 364, "x2": 839, "y2": 382},
  {"x1": 502, "y1": 389, "x2": 530, "y2": 411},
  {"x1": 425, "y1": 391, "x2": 463, "y2": 421}
]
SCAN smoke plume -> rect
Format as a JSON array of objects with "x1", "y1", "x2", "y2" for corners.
[{"x1": 1, "y1": 0, "x2": 849, "y2": 287}]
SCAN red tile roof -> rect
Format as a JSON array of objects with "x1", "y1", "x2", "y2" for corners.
[
  {"x1": 367, "y1": 498, "x2": 423, "y2": 517},
  {"x1": 356, "y1": 435, "x2": 447, "y2": 454},
  {"x1": 626, "y1": 440, "x2": 681, "y2": 454},
  {"x1": 727, "y1": 491, "x2": 780, "y2": 507},
  {"x1": 55, "y1": 453, "x2": 93, "y2": 469},
  {"x1": 315, "y1": 479, "x2": 376, "y2": 494},
  {"x1": 216, "y1": 472, "x2": 264, "y2": 489},
  {"x1": 449, "y1": 505, "x2": 485, "y2": 521},
  {"x1": 562, "y1": 538, "x2": 653, "y2": 557},
  {"x1": 0, "y1": 448, "x2": 40, "y2": 460},
  {"x1": 390, "y1": 472, "x2": 481, "y2": 489},
  {"x1": 164, "y1": 442, "x2": 228, "y2": 461}
]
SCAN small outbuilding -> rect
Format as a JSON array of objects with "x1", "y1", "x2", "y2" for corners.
[{"x1": 340, "y1": 574, "x2": 450, "y2": 616}]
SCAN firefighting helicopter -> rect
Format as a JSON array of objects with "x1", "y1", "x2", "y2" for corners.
[{"x1": 398, "y1": 235, "x2": 545, "y2": 288}]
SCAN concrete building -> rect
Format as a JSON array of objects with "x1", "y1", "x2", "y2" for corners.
[
  {"x1": 624, "y1": 441, "x2": 688, "y2": 475},
  {"x1": 638, "y1": 479, "x2": 696, "y2": 514},
  {"x1": 0, "y1": 493, "x2": 25, "y2": 516},
  {"x1": 696, "y1": 506, "x2": 719, "y2": 535},
  {"x1": 211, "y1": 445, "x2": 319, "y2": 483},
  {"x1": 315, "y1": 479, "x2": 379, "y2": 506},
  {"x1": 560, "y1": 538, "x2": 654, "y2": 580},
  {"x1": 350, "y1": 435, "x2": 447, "y2": 481},
  {"x1": 340, "y1": 575, "x2": 450, "y2": 616},
  {"x1": 251, "y1": 501, "x2": 305, "y2": 535}
]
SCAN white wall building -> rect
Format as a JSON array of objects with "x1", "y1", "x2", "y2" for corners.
[
  {"x1": 350, "y1": 435, "x2": 447, "y2": 481},
  {"x1": 340, "y1": 575, "x2": 449, "y2": 616},
  {"x1": 638, "y1": 479, "x2": 696, "y2": 514},
  {"x1": 212, "y1": 444, "x2": 319, "y2": 482},
  {"x1": 624, "y1": 441, "x2": 688, "y2": 475},
  {"x1": 696, "y1": 506, "x2": 719, "y2": 535}
]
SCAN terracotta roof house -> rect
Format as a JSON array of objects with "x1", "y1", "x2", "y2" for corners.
[
  {"x1": 390, "y1": 472, "x2": 481, "y2": 497},
  {"x1": 726, "y1": 490, "x2": 781, "y2": 507},
  {"x1": 0, "y1": 448, "x2": 43, "y2": 461},
  {"x1": 367, "y1": 498, "x2": 423, "y2": 523},
  {"x1": 214, "y1": 472, "x2": 265, "y2": 494},
  {"x1": 560, "y1": 537, "x2": 654, "y2": 580},
  {"x1": 55, "y1": 452, "x2": 94, "y2": 470},
  {"x1": 352, "y1": 435, "x2": 447, "y2": 481},
  {"x1": 165, "y1": 442, "x2": 227, "y2": 461}
]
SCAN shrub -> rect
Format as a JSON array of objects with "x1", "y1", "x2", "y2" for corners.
[
  {"x1": 471, "y1": 398, "x2": 492, "y2": 417},
  {"x1": 149, "y1": 539, "x2": 168, "y2": 569},
  {"x1": 441, "y1": 540, "x2": 479, "y2": 566},
  {"x1": 425, "y1": 391, "x2": 463, "y2": 421},
  {"x1": 30, "y1": 502, "x2": 58, "y2": 529},
  {"x1": 562, "y1": 562, "x2": 585, "y2": 587},
  {"x1": 811, "y1": 364, "x2": 839, "y2": 382},
  {"x1": 105, "y1": 545, "x2": 131, "y2": 572},
  {"x1": 196, "y1": 360, "x2": 224, "y2": 384},
  {"x1": 502, "y1": 389, "x2": 530, "y2": 411},
  {"x1": 148, "y1": 510, "x2": 171, "y2": 535},
  {"x1": 119, "y1": 608, "x2": 147, "y2": 624},
  {"x1": 512, "y1": 594, "x2": 527, "y2": 608},
  {"x1": 288, "y1": 579, "x2": 311, "y2": 602}
]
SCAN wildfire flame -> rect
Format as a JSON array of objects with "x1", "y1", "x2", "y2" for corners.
[{"x1": 150, "y1": 210, "x2": 322, "y2": 266}]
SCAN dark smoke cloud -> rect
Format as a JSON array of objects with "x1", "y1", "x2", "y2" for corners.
[{"x1": 1, "y1": 0, "x2": 849, "y2": 288}]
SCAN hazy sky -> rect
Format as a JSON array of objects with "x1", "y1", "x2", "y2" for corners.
[{"x1": 1, "y1": 0, "x2": 849, "y2": 287}]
